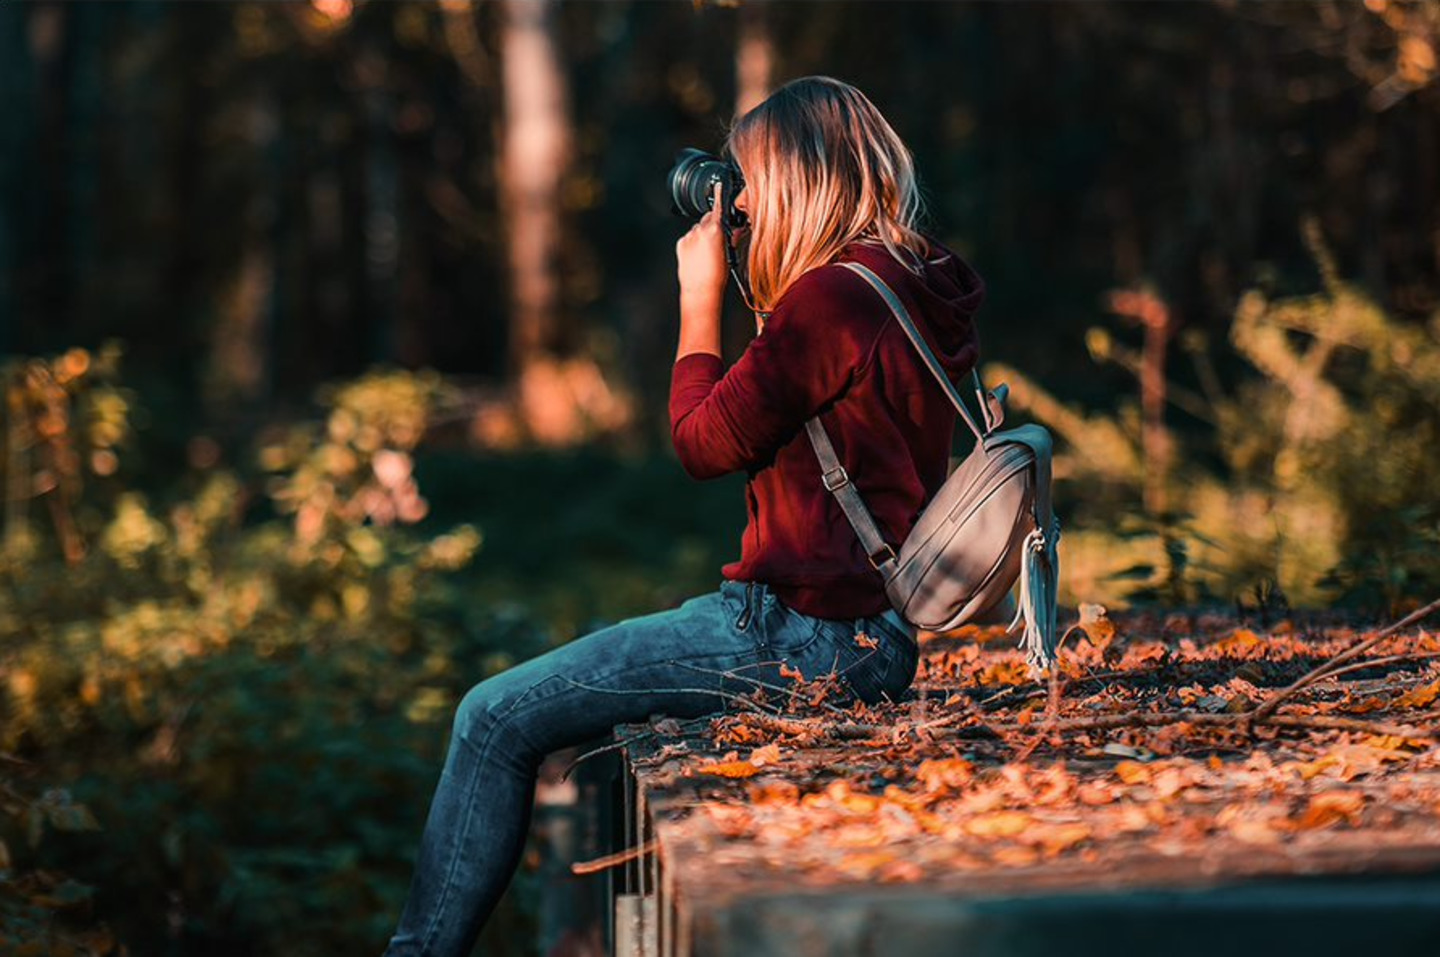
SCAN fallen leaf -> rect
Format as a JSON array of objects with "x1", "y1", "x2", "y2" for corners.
[
  {"x1": 1228, "y1": 819, "x2": 1281, "y2": 845},
  {"x1": 1078, "y1": 603, "x2": 1117, "y2": 647},
  {"x1": 1103, "y1": 743, "x2": 1156, "y2": 761},
  {"x1": 1076, "y1": 782, "x2": 1115, "y2": 806},
  {"x1": 915, "y1": 758, "x2": 973, "y2": 793},
  {"x1": 1114, "y1": 760, "x2": 1151, "y2": 785},
  {"x1": 1214, "y1": 629, "x2": 1263, "y2": 656},
  {"x1": 1394, "y1": 681, "x2": 1440, "y2": 709},
  {"x1": 991, "y1": 845, "x2": 1040, "y2": 867},
  {"x1": 979, "y1": 660, "x2": 1030, "y2": 687},
  {"x1": 747, "y1": 780, "x2": 800, "y2": 805},
  {"x1": 747, "y1": 743, "x2": 782, "y2": 767},
  {"x1": 1026, "y1": 822, "x2": 1092, "y2": 855},
  {"x1": 695, "y1": 760, "x2": 764, "y2": 779},
  {"x1": 964, "y1": 810, "x2": 1032, "y2": 838},
  {"x1": 703, "y1": 804, "x2": 755, "y2": 836},
  {"x1": 1292, "y1": 791, "x2": 1365, "y2": 830}
]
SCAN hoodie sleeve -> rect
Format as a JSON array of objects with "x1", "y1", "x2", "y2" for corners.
[{"x1": 669, "y1": 267, "x2": 873, "y2": 480}]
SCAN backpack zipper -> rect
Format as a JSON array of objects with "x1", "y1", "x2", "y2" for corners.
[{"x1": 944, "y1": 444, "x2": 1030, "y2": 522}]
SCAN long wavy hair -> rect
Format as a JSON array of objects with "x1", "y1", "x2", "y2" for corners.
[{"x1": 723, "y1": 76, "x2": 933, "y2": 315}]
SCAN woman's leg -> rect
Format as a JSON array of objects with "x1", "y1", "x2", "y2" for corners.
[{"x1": 382, "y1": 580, "x2": 773, "y2": 957}]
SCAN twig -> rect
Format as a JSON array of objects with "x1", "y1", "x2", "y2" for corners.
[
  {"x1": 734, "y1": 713, "x2": 886, "y2": 741},
  {"x1": 670, "y1": 661, "x2": 852, "y2": 716},
  {"x1": 1010, "y1": 666, "x2": 1070, "y2": 763},
  {"x1": 979, "y1": 709, "x2": 1431, "y2": 739},
  {"x1": 727, "y1": 711, "x2": 994, "y2": 744},
  {"x1": 1262, "y1": 713, "x2": 1434, "y2": 737},
  {"x1": 976, "y1": 668, "x2": 1143, "y2": 709},
  {"x1": 1251, "y1": 597, "x2": 1440, "y2": 721},
  {"x1": 571, "y1": 839, "x2": 655, "y2": 876},
  {"x1": 556, "y1": 676, "x2": 786, "y2": 717},
  {"x1": 948, "y1": 684, "x2": 1032, "y2": 756},
  {"x1": 561, "y1": 731, "x2": 655, "y2": 782},
  {"x1": 1314, "y1": 651, "x2": 1440, "y2": 686}
]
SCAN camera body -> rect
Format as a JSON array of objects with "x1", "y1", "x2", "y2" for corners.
[{"x1": 667, "y1": 147, "x2": 748, "y2": 232}]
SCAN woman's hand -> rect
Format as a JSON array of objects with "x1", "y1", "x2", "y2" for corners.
[
  {"x1": 675, "y1": 181, "x2": 731, "y2": 307},
  {"x1": 674, "y1": 182, "x2": 734, "y2": 362}
]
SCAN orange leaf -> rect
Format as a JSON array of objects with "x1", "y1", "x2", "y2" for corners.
[
  {"x1": 747, "y1": 743, "x2": 782, "y2": 767},
  {"x1": 964, "y1": 810, "x2": 1032, "y2": 838},
  {"x1": 991, "y1": 845, "x2": 1040, "y2": 867},
  {"x1": 1341, "y1": 695, "x2": 1389, "y2": 714},
  {"x1": 703, "y1": 804, "x2": 755, "y2": 837},
  {"x1": 1078, "y1": 602, "x2": 1117, "y2": 647},
  {"x1": 1293, "y1": 791, "x2": 1365, "y2": 830},
  {"x1": 915, "y1": 758, "x2": 973, "y2": 792},
  {"x1": 1228, "y1": 819, "x2": 1281, "y2": 845},
  {"x1": 1394, "y1": 680, "x2": 1440, "y2": 710},
  {"x1": 823, "y1": 780, "x2": 882, "y2": 813},
  {"x1": 854, "y1": 631, "x2": 878, "y2": 649},
  {"x1": 695, "y1": 760, "x2": 763, "y2": 779},
  {"x1": 1026, "y1": 822, "x2": 1091, "y2": 855},
  {"x1": 979, "y1": 660, "x2": 1030, "y2": 687},
  {"x1": 747, "y1": 780, "x2": 800, "y2": 805},
  {"x1": 1114, "y1": 760, "x2": 1151, "y2": 785}
]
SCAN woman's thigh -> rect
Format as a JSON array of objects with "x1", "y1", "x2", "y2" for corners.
[{"x1": 453, "y1": 580, "x2": 771, "y2": 757}]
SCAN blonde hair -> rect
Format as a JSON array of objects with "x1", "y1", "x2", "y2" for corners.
[{"x1": 723, "y1": 75, "x2": 932, "y2": 314}]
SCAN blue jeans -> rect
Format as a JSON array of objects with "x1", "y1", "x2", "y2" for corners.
[{"x1": 382, "y1": 578, "x2": 919, "y2": 956}]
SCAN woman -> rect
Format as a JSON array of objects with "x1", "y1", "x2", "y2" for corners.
[{"x1": 383, "y1": 75, "x2": 984, "y2": 956}]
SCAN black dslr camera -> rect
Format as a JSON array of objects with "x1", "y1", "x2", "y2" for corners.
[{"x1": 667, "y1": 147, "x2": 748, "y2": 232}]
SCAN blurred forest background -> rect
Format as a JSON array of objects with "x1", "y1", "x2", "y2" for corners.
[{"x1": 2, "y1": 1, "x2": 1439, "y2": 955}]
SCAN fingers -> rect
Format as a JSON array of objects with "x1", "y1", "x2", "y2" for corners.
[
  {"x1": 702, "y1": 181, "x2": 723, "y2": 223},
  {"x1": 679, "y1": 182, "x2": 725, "y2": 252}
]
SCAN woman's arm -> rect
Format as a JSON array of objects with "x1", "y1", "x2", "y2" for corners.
[
  {"x1": 673, "y1": 181, "x2": 728, "y2": 363},
  {"x1": 669, "y1": 267, "x2": 872, "y2": 480},
  {"x1": 675, "y1": 290, "x2": 722, "y2": 363}
]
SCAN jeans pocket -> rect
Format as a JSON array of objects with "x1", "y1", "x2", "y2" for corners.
[
  {"x1": 761, "y1": 599, "x2": 826, "y2": 658},
  {"x1": 796, "y1": 617, "x2": 880, "y2": 703}
]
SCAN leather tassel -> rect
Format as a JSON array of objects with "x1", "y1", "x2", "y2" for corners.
[{"x1": 1007, "y1": 517, "x2": 1062, "y2": 678}]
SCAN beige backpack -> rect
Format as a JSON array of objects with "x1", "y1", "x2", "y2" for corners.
[{"x1": 805, "y1": 261, "x2": 1062, "y2": 675}]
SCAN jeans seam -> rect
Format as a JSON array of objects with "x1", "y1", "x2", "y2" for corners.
[
  {"x1": 485, "y1": 649, "x2": 766, "y2": 739},
  {"x1": 423, "y1": 667, "x2": 575, "y2": 952},
  {"x1": 421, "y1": 644, "x2": 735, "y2": 952},
  {"x1": 420, "y1": 681, "x2": 531, "y2": 955}
]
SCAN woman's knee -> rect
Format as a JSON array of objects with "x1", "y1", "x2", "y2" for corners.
[{"x1": 452, "y1": 678, "x2": 518, "y2": 750}]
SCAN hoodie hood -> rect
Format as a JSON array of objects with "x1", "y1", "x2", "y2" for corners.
[{"x1": 840, "y1": 234, "x2": 984, "y2": 375}]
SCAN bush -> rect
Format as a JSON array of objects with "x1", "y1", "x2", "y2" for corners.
[{"x1": 0, "y1": 356, "x2": 549, "y2": 955}]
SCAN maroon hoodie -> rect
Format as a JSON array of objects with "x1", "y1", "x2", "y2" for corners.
[{"x1": 669, "y1": 234, "x2": 984, "y2": 619}]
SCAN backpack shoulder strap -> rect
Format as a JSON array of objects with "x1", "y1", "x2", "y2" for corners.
[
  {"x1": 838, "y1": 261, "x2": 989, "y2": 445},
  {"x1": 804, "y1": 417, "x2": 899, "y2": 579}
]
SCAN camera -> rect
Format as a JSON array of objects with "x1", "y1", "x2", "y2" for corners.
[{"x1": 667, "y1": 147, "x2": 748, "y2": 232}]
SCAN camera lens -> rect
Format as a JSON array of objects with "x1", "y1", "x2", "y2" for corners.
[{"x1": 667, "y1": 148, "x2": 745, "y2": 226}]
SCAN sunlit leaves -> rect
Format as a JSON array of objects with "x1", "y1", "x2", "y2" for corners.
[{"x1": 639, "y1": 605, "x2": 1440, "y2": 891}]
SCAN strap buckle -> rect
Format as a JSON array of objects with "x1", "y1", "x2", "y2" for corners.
[
  {"x1": 821, "y1": 465, "x2": 850, "y2": 491},
  {"x1": 867, "y1": 543, "x2": 897, "y2": 570}
]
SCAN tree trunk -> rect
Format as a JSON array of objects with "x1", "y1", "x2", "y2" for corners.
[
  {"x1": 496, "y1": 0, "x2": 631, "y2": 447},
  {"x1": 499, "y1": 0, "x2": 570, "y2": 370},
  {"x1": 735, "y1": 1, "x2": 773, "y2": 118}
]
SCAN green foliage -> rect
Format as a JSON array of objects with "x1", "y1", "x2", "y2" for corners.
[
  {"x1": 0, "y1": 360, "x2": 536, "y2": 955},
  {"x1": 0, "y1": 349, "x2": 745, "y2": 955},
  {"x1": 995, "y1": 224, "x2": 1440, "y2": 612}
]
